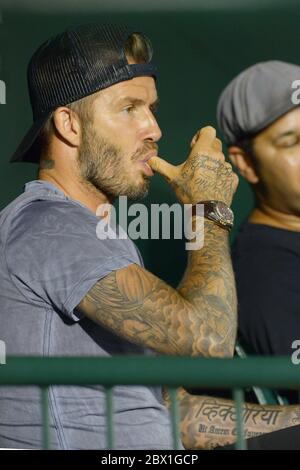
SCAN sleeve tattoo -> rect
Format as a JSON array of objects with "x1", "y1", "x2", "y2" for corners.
[{"x1": 78, "y1": 221, "x2": 236, "y2": 357}]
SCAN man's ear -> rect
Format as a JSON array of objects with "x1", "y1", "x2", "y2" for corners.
[
  {"x1": 228, "y1": 146, "x2": 259, "y2": 184},
  {"x1": 52, "y1": 107, "x2": 81, "y2": 148}
]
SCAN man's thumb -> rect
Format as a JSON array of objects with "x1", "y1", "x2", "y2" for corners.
[{"x1": 148, "y1": 156, "x2": 178, "y2": 182}]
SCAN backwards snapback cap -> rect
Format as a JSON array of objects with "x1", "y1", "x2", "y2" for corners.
[
  {"x1": 217, "y1": 60, "x2": 300, "y2": 145},
  {"x1": 11, "y1": 23, "x2": 157, "y2": 164}
]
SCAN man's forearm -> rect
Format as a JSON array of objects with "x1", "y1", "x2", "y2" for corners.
[
  {"x1": 177, "y1": 390, "x2": 300, "y2": 450},
  {"x1": 178, "y1": 219, "x2": 237, "y2": 357}
]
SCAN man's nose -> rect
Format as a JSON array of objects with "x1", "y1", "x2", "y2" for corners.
[{"x1": 143, "y1": 112, "x2": 162, "y2": 143}]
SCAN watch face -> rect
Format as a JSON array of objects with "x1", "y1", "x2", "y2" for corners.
[{"x1": 215, "y1": 202, "x2": 234, "y2": 224}]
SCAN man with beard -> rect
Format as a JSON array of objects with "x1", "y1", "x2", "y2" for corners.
[
  {"x1": 4, "y1": 25, "x2": 299, "y2": 451},
  {"x1": 0, "y1": 22, "x2": 239, "y2": 450}
]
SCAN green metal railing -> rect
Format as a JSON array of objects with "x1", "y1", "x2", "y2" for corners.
[{"x1": 1, "y1": 356, "x2": 300, "y2": 450}]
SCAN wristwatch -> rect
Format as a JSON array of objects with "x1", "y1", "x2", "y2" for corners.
[{"x1": 191, "y1": 200, "x2": 234, "y2": 231}]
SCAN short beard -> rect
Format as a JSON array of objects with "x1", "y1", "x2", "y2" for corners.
[{"x1": 77, "y1": 123, "x2": 150, "y2": 201}]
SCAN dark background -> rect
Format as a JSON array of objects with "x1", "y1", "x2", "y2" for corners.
[{"x1": 0, "y1": 2, "x2": 300, "y2": 286}]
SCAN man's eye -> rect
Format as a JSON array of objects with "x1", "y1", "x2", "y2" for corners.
[
  {"x1": 279, "y1": 138, "x2": 299, "y2": 148},
  {"x1": 278, "y1": 136, "x2": 299, "y2": 147},
  {"x1": 123, "y1": 106, "x2": 135, "y2": 114},
  {"x1": 150, "y1": 105, "x2": 158, "y2": 115}
]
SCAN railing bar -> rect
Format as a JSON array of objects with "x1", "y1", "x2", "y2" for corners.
[
  {"x1": 233, "y1": 388, "x2": 246, "y2": 450},
  {"x1": 169, "y1": 387, "x2": 181, "y2": 450},
  {"x1": 105, "y1": 386, "x2": 115, "y2": 450},
  {"x1": 41, "y1": 386, "x2": 50, "y2": 450},
  {"x1": 3, "y1": 357, "x2": 300, "y2": 388}
]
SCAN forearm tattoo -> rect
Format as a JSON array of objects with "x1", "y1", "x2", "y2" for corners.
[{"x1": 176, "y1": 390, "x2": 300, "y2": 450}]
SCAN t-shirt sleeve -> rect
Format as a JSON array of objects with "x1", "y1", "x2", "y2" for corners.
[{"x1": 5, "y1": 200, "x2": 141, "y2": 321}]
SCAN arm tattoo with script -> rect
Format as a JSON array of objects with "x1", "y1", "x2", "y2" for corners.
[{"x1": 172, "y1": 390, "x2": 300, "y2": 450}]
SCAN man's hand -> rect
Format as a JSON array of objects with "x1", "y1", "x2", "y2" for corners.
[{"x1": 149, "y1": 126, "x2": 239, "y2": 205}]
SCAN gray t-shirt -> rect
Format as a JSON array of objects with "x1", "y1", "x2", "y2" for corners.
[{"x1": 0, "y1": 180, "x2": 173, "y2": 450}]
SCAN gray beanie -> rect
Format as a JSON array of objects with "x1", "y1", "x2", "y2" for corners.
[{"x1": 217, "y1": 60, "x2": 300, "y2": 145}]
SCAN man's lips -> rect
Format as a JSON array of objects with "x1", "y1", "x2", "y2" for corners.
[
  {"x1": 140, "y1": 150, "x2": 158, "y2": 162},
  {"x1": 139, "y1": 150, "x2": 157, "y2": 176}
]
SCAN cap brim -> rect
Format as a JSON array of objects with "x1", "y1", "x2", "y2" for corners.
[{"x1": 10, "y1": 112, "x2": 51, "y2": 164}]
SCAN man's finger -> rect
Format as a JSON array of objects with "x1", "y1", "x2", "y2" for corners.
[
  {"x1": 148, "y1": 156, "x2": 178, "y2": 181},
  {"x1": 232, "y1": 172, "x2": 239, "y2": 192},
  {"x1": 213, "y1": 138, "x2": 223, "y2": 152},
  {"x1": 188, "y1": 126, "x2": 217, "y2": 157},
  {"x1": 197, "y1": 126, "x2": 217, "y2": 147},
  {"x1": 190, "y1": 130, "x2": 201, "y2": 149}
]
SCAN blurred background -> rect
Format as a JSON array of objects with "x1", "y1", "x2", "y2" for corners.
[{"x1": 0, "y1": 0, "x2": 300, "y2": 286}]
